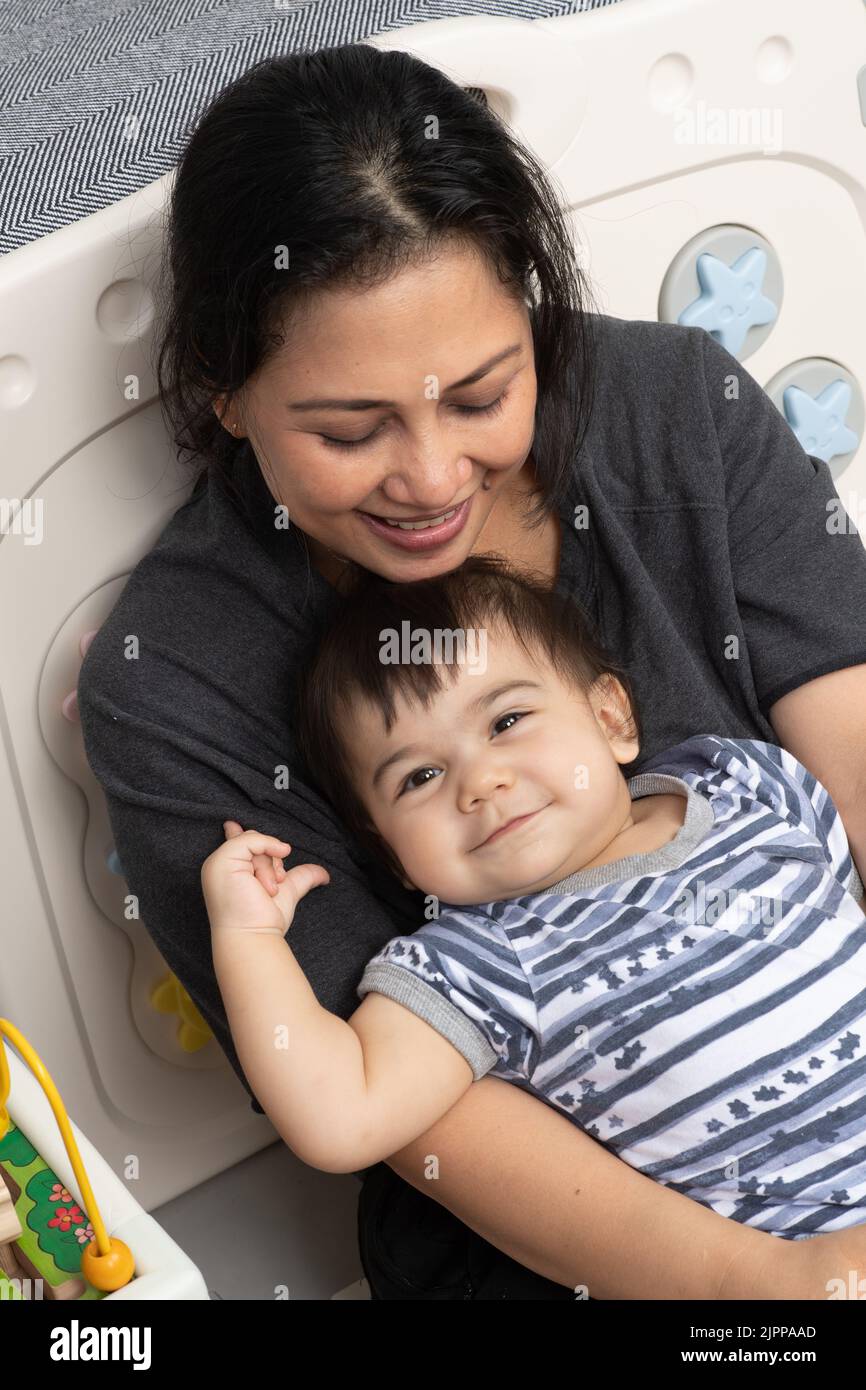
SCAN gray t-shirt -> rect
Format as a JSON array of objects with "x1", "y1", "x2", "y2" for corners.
[{"x1": 76, "y1": 315, "x2": 866, "y2": 1114}]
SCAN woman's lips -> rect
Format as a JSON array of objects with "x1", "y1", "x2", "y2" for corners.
[{"x1": 356, "y1": 494, "x2": 473, "y2": 551}]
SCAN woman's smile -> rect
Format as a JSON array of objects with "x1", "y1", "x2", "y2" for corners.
[{"x1": 355, "y1": 494, "x2": 475, "y2": 551}]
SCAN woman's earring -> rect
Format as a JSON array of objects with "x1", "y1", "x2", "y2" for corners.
[{"x1": 482, "y1": 477, "x2": 491, "y2": 490}]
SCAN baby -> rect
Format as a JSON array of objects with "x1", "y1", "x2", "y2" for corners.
[{"x1": 202, "y1": 555, "x2": 866, "y2": 1239}]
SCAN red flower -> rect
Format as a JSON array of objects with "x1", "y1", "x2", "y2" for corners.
[{"x1": 48, "y1": 1204, "x2": 84, "y2": 1231}]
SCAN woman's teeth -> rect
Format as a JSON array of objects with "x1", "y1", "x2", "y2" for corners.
[{"x1": 382, "y1": 508, "x2": 457, "y2": 530}]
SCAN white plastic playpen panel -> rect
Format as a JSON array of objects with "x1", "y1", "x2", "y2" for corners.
[{"x1": 1, "y1": 0, "x2": 865, "y2": 1221}]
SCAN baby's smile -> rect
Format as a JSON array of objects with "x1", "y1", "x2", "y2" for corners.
[
  {"x1": 470, "y1": 801, "x2": 553, "y2": 851},
  {"x1": 346, "y1": 627, "x2": 670, "y2": 907}
]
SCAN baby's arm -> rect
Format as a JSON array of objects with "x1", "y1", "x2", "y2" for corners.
[{"x1": 211, "y1": 930, "x2": 473, "y2": 1172}]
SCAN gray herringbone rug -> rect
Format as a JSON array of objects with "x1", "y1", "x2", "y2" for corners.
[{"x1": 0, "y1": 0, "x2": 625, "y2": 255}]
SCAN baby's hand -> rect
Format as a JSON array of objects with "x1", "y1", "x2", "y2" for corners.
[{"x1": 201, "y1": 821, "x2": 330, "y2": 936}]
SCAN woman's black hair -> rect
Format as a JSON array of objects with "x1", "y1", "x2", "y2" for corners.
[
  {"x1": 293, "y1": 554, "x2": 643, "y2": 885},
  {"x1": 153, "y1": 41, "x2": 600, "y2": 534}
]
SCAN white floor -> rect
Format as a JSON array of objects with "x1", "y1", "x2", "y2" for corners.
[{"x1": 150, "y1": 1140, "x2": 371, "y2": 1300}]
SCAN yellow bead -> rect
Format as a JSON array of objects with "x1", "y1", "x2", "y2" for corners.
[{"x1": 80, "y1": 1236, "x2": 135, "y2": 1291}]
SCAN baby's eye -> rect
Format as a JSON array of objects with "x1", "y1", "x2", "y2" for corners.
[
  {"x1": 493, "y1": 710, "x2": 528, "y2": 735},
  {"x1": 398, "y1": 766, "x2": 442, "y2": 797}
]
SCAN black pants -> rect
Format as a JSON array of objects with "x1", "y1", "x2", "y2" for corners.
[{"x1": 357, "y1": 1162, "x2": 578, "y2": 1300}]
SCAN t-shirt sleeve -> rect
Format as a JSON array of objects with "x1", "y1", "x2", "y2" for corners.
[
  {"x1": 707, "y1": 737, "x2": 863, "y2": 904},
  {"x1": 77, "y1": 620, "x2": 428, "y2": 1116},
  {"x1": 699, "y1": 330, "x2": 866, "y2": 717},
  {"x1": 356, "y1": 921, "x2": 538, "y2": 1083}
]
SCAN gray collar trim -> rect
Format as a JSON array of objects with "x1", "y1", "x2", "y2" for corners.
[{"x1": 546, "y1": 772, "x2": 715, "y2": 894}]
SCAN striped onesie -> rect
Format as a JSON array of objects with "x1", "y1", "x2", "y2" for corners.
[{"x1": 357, "y1": 736, "x2": 866, "y2": 1239}]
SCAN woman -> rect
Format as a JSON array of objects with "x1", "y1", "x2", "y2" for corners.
[{"x1": 78, "y1": 43, "x2": 866, "y2": 1298}]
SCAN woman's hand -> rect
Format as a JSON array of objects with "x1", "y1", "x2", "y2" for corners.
[{"x1": 201, "y1": 820, "x2": 330, "y2": 936}]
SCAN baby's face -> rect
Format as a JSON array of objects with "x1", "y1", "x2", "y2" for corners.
[{"x1": 348, "y1": 626, "x2": 641, "y2": 906}]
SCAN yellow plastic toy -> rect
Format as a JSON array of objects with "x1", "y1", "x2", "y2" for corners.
[
  {"x1": 150, "y1": 972, "x2": 214, "y2": 1052},
  {"x1": 0, "y1": 1019, "x2": 135, "y2": 1293}
]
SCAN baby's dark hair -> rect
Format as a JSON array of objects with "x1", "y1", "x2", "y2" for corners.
[{"x1": 293, "y1": 555, "x2": 644, "y2": 884}]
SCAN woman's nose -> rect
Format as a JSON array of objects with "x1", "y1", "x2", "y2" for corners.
[{"x1": 381, "y1": 448, "x2": 472, "y2": 508}]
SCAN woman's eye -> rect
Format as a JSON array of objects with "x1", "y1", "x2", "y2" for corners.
[
  {"x1": 320, "y1": 392, "x2": 508, "y2": 451},
  {"x1": 395, "y1": 710, "x2": 529, "y2": 798},
  {"x1": 319, "y1": 427, "x2": 383, "y2": 451},
  {"x1": 451, "y1": 391, "x2": 507, "y2": 419}
]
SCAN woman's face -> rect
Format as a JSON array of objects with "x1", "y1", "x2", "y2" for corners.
[{"x1": 217, "y1": 243, "x2": 538, "y2": 582}]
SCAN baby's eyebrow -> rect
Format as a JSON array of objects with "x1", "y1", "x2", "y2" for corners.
[{"x1": 370, "y1": 679, "x2": 544, "y2": 791}]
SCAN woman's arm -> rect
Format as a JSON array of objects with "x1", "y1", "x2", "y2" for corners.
[
  {"x1": 766, "y1": 665, "x2": 866, "y2": 891},
  {"x1": 385, "y1": 1075, "x2": 862, "y2": 1300}
]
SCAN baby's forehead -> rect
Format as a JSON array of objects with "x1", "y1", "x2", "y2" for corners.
[
  {"x1": 360, "y1": 676, "x2": 461, "y2": 736},
  {"x1": 361, "y1": 654, "x2": 562, "y2": 740}
]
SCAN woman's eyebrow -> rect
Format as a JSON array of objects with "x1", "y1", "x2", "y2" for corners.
[{"x1": 286, "y1": 343, "x2": 523, "y2": 412}]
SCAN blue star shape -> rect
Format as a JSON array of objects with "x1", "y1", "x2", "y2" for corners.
[
  {"x1": 728, "y1": 1098, "x2": 752, "y2": 1120},
  {"x1": 832, "y1": 1031, "x2": 861, "y2": 1063},
  {"x1": 763, "y1": 1176, "x2": 797, "y2": 1198},
  {"x1": 614, "y1": 1040, "x2": 646, "y2": 1071},
  {"x1": 599, "y1": 964, "x2": 624, "y2": 991},
  {"x1": 782, "y1": 380, "x2": 859, "y2": 463},
  {"x1": 679, "y1": 247, "x2": 777, "y2": 355},
  {"x1": 753, "y1": 1084, "x2": 785, "y2": 1102}
]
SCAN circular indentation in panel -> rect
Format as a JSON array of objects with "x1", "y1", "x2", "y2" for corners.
[
  {"x1": 659, "y1": 224, "x2": 783, "y2": 362},
  {"x1": 755, "y1": 35, "x2": 793, "y2": 84},
  {"x1": 0, "y1": 353, "x2": 35, "y2": 408},
  {"x1": 95, "y1": 279, "x2": 154, "y2": 342},
  {"x1": 764, "y1": 357, "x2": 863, "y2": 484},
  {"x1": 647, "y1": 53, "x2": 695, "y2": 113}
]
